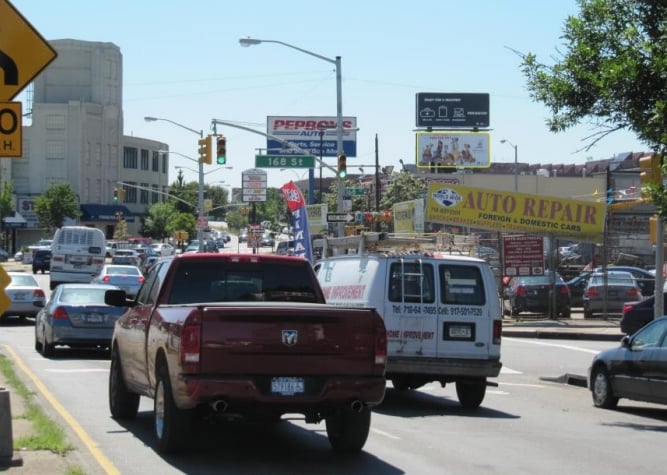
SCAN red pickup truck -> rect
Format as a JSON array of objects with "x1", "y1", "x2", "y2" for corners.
[{"x1": 105, "y1": 253, "x2": 387, "y2": 453}]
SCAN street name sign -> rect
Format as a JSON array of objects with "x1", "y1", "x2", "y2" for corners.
[
  {"x1": 327, "y1": 213, "x2": 355, "y2": 223},
  {"x1": 345, "y1": 188, "x2": 366, "y2": 196},
  {"x1": 0, "y1": 0, "x2": 57, "y2": 100},
  {"x1": 255, "y1": 155, "x2": 315, "y2": 168}
]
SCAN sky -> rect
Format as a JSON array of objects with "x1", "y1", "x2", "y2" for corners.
[{"x1": 11, "y1": 0, "x2": 647, "y2": 189}]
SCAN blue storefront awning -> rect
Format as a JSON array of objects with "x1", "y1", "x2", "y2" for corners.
[{"x1": 80, "y1": 204, "x2": 135, "y2": 223}]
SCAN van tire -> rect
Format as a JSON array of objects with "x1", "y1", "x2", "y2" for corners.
[
  {"x1": 326, "y1": 407, "x2": 371, "y2": 452},
  {"x1": 456, "y1": 380, "x2": 486, "y2": 409}
]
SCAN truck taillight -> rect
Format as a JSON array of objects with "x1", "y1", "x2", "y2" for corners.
[
  {"x1": 493, "y1": 320, "x2": 502, "y2": 345},
  {"x1": 181, "y1": 314, "x2": 202, "y2": 372},
  {"x1": 374, "y1": 327, "x2": 387, "y2": 366}
]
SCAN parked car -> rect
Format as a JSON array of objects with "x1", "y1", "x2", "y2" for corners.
[
  {"x1": 503, "y1": 271, "x2": 571, "y2": 318},
  {"x1": 34, "y1": 283, "x2": 127, "y2": 356},
  {"x1": 91, "y1": 265, "x2": 145, "y2": 299},
  {"x1": 238, "y1": 230, "x2": 248, "y2": 243},
  {"x1": 13, "y1": 250, "x2": 23, "y2": 262},
  {"x1": 566, "y1": 271, "x2": 593, "y2": 307},
  {"x1": 597, "y1": 265, "x2": 655, "y2": 297},
  {"x1": 589, "y1": 316, "x2": 667, "y2": 409},
  {"x1": 620, "y1": 291, "x2": 667, "y2": 335},
  {"x1": 219, "y1": 232, "x2": 232, "y2": 243},
  {"x1": 1, "y1": 272, "x2": 46, "y2": 319},
  {"x1": 32, "y1": 249, "x2": 52, "y2": 274},
  {"x1": 111, "y1": 249, "x2": 140, "y2": 266},
  {"x1": 0, "y1": 249, "x2": 9, "y2": 262},
  {"x1": 583, "y1": 270, "x2": 643, "y2": 318}
]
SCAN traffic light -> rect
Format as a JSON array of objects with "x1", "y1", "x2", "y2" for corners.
[
  {"x1": 113, "y1": 188, "x2": 119, "y2": 202},
  {"x1": 639, "y1": 153, "x2": 662, "y2": 198},
  {"x1": 337, "y1": 154, "x2": 347, "y2": 178},
  {"x1": 216, "y1": 136, "x2": 227, "y2": 165},
  {"x1": 198, "y1": 136, "x2": 212, "y2": 165}
]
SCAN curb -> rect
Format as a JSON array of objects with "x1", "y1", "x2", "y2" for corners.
[{"x1": 502, "y1": 329, "x2": 623, "y2": 341}]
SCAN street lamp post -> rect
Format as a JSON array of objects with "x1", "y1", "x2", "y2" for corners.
[
  {"x1": 500, "y1": 139, "x2": 518, "y2": 192},
  {"x1": 145, "y1": 116, "x2": 206, "y2": 252},
  {"x1": 239, "y1": 37, "x2": 345, "y2": 235}
]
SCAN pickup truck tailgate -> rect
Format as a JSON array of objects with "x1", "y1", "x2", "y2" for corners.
[{"x1": 198, "y1": 303, "x2": 380, "y2": 376}]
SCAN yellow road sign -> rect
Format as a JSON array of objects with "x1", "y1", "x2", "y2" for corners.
[
  {"x1": 0, "y1": 0, "x2": 57, "y2": 100},
  {"x1": 0, "y1": 266, "x2": 13, "y2": 315},
  {"x1": 0, "y1": 101, "x2": 22, "y2": 157}
]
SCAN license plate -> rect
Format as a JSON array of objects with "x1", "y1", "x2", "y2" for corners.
[
  {"x1": 13, "y1": 292, "x2": 27, "y2": 301},
  {"x1": 85, "y1": 314, "x2": 103, "y2": 323},
  {"x1": 271, "y1": 377, "x2": 304, "y2": 396},
  {"x1": 449, "y1": 324, "x2": 472, "y2": 338}
]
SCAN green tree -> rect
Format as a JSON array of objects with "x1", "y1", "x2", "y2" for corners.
[
  {"x1": 33, "y1": 183, "x2": 81, "y2": 231},
  {"x1": 379, "y1": 171, "x2": 426, "y2": 211},
  {"x1": 519, "y1": 0, "x2": 667, "y2": 212},
  {"x1": 0, "y1": 182, "x2": 13, "y2": 224},
  {"x1": 143, "y1": 201, "x2": 176, "y2": 240}
]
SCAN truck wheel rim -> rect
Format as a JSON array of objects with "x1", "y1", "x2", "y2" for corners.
[{"x1": 155, "y1": 380, "x2": 165, "y2": 438}]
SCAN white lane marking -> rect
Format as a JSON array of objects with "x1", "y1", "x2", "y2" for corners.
[
  {"x1": 501, "y1": 366, "x2": 522, "y2": 374},
  {"x1": 498, "y1": 382, "x2": 548, "y2": 388},
  {"x1": 372, "y1": 428, "x2": 401, "y2": 440},
  {"x1": 503, "y1": 336, "x2": 600, "y2": 354},
  {"x1": 44, "y1": 369, "x2": 109, "y2": 373}
]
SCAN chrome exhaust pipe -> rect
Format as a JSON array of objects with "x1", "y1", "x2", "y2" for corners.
[
  {"x1": 350, "y1": 400, "x2": 364, "y2": 413},
  {"x1": 210, "y1": 400, "x2": 229, "y2": 413}
]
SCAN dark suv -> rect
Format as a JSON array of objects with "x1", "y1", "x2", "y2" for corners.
[{"x1": 32, "y1": 249, "x2": 52, "y2": 274}]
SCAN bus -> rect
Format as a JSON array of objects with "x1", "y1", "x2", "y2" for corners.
[{"x1": 49, "y1": 226, "x2": 106, "y2": 290}]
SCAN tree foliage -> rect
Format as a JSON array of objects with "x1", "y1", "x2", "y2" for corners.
[
  {"x1": 33, "y1": 183, "x2": 81, "y2": 231},
  {"x1": 519, "y1": 0, "x2": 667, "y2": 212},
  {"x1": 379, "y1": 172, "x2": 426, "y2": 211}
]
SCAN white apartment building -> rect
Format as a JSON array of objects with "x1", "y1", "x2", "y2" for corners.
[{"x1": 1, "y1": 39, "x2": 169, "y2": 250}]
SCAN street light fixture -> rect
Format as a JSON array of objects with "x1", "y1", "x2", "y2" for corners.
[
  {"x1": 145, "y1": 116, "x2": 206, "y2": 251},
  {"x1": 500, "y1": 139, "x2": 518, "y2": 192},
  {"x1": 239, "y1": 37, "x2": 345, "y2": 235}
]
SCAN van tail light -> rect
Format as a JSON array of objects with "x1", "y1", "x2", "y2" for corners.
[
  {"x1": 52, "y1": 306, "x2": 69, "y2": 320},
  {"x1": 493, "y1": 320, "x2": 502, "y2": 345},
  {"x1": 180, "y1": 311, "x2": 202, "y2": 373},
  {"x1": 515, "y1": 286, "x2": 526, "y2": 297}
]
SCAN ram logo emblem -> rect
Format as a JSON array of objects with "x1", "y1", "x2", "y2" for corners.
[{"x1": 282, "y1": 330, "x2": 298, "y2": 347}]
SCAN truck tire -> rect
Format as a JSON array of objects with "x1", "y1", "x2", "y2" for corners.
[
  {"x1": 455, "y1": 380, "x2": 486, "y2": 409},
  {"x1": 325, "y1": 407, "x2": 371, "y2": 452},
  {"x1": 154, "y1": 362, "x2": 192, "y2": 453},
  {"x1": 109, "y1": 348, "x2": 139, "y2": 420}
]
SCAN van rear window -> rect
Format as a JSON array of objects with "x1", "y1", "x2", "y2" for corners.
[{"x1": 440, "y1": 265, "x2": 485, "y2": 305}]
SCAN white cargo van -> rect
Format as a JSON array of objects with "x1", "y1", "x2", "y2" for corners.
[
  {"x1": 50, "y1": 226, "x2": 106, "y2": 290},
  {"x1": 313, "y1": 232, "x2": 502, "y2": 409}
]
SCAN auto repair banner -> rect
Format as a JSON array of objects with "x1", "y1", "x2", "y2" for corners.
[
  {"x1": 424, "y1": 183, "x2": 607, "y2": 243},
  {"x1": 280, "y1": 181, "x2": 313, "y2": 262}
]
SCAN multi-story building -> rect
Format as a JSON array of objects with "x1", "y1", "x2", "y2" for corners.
[{"x1": 1, "y1": 39, "x2": 168, "y2": 250}]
